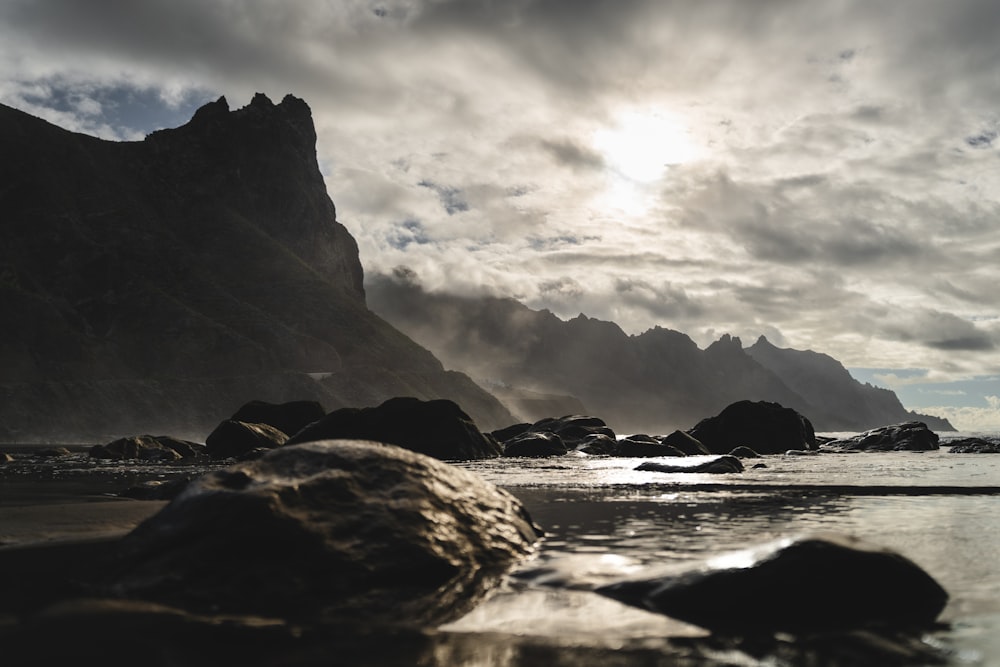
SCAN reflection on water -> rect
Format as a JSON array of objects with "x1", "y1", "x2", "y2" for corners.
[
  {"x1": 3, "y1": 446, "x2": 999, "y2": 664},
  {"x1": 448, "y1": 452, "x2": 1000, "y2": 664}
]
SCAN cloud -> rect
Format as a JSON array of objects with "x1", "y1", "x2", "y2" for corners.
[
  {"x1": 417, "y1": 180, "x2": 470, "y2": 216},
  {"x1": 921, "y1": 400, "x2": 1000, "y2": 432},
  {"x1": 538, "y1": 138, "x2": 605, "y2": 171},
  {"x1": 5, "y1": 0, "x2": 1000, "y2": 414}
]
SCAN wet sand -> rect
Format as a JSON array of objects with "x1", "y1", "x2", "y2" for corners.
[{"x1": 0, "y1": 499, "x2": 166, "y2": 548}]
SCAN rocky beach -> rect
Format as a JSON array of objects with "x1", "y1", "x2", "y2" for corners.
[{"x1": 2, "y1": 398, "x2": 999, "y2": 666}]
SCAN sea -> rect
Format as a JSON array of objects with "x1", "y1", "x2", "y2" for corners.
[{"x1": 2, "y1": 432, "x2": 999, "y2": 665}]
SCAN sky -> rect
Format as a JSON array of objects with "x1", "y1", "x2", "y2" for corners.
[{"x1": 3, "y1": 0, "x2": 1000, "y2": 430}]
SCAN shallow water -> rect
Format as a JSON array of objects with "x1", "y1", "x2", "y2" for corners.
[
  {"x1": 450, "y1": 447, "x2": 1000, "y2": 664},
  {"x1": 2, "y1": 440, "x2": 999, "y2": 664}
]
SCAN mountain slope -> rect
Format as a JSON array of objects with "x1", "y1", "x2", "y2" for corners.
[
  {"x1": 745, "y1": 336, "x2": 953, "y2": 432},
  {"x1": 0, "y1": 95, "x2": 514, "y2": 440},
  {"x1": 366, "y1": 271, "x2": 954, "y2": 433}
]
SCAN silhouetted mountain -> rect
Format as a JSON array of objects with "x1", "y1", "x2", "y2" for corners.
[
  {"x1": 0, "y1": 95, "x2": 513, "y2": 441},
  {"x1": 745, "y1": 336, "x2": 953, "y2": 432},
  {"x1": 367, "y1": 270, "x2": 955, "y2": 433}
]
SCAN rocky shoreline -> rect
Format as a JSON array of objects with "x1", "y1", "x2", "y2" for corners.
[{"x1": 2, "y1": 396, "x2": 990, "y2": 665}]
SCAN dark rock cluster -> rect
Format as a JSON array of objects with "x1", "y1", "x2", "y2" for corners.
[
  {"x1": 823, "y1": 421, "x2": 940, "y2": 452},
  {"x1": 0, "y1": 394, "x2": 957, "y2": 665}
]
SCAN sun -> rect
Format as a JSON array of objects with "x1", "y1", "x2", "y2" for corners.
[{"x1": 592, "y1": 109, "x2": 702, "y2": 183}]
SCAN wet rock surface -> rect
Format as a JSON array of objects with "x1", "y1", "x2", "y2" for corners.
[
  {"x1": 824, "y1": 421, "x2": 940, "y2": 452},
  {"x1": 205, "y1": 419, "x2": 289, "y2": 459},
  {"x1": 90, "y1": 435, "x2": 206, "y2": 462},
  {"x1": 946, "y1": 437, "x2": 1000, "y2": 454},
  {"x1": 596, "y1": 533, "x2": 948, "y2": 634},
  {"x1": 287, "y1": 397, "x2": 502, "y2": 460},
  {"x1": 105, "y1": 439, "x2": 541, "y2": 625},
  {"x1": 636, "y1": 455, "x2": 745, "y2": 474},
  {"x1": 502, "y1": 431, "x2": 568, "y2": 458}
]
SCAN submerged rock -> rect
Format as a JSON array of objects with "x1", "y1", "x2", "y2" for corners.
[
  {"x1": 946, "y1": 437, "x2": 1000, "y2": 454},
  {"x1": 287, "y1": 397, "x2": 501, "y2": 461},
  {"x1": 688, "y1": 400, "x2": 816, "y2": 455},
  {"x1": 596, "y1": 533, "x2": 948, "y2": 634},
  {"x1": 824, "y1": 422, "x2": 939, "y2": 452},
  {"x1": 636, "y1": 455, "x2": 744, "y2": 474},
  {"x1": 105, "y1": 440, "x2": 541, "y2": 626},
  {"x1": 617, "y1": 436, "x2": 685, "y2": 458}
]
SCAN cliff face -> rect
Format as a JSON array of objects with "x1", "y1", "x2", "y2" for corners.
[
  {"x1": 0, "y1": 95, "x2": 514, "y2": 440},
  {"x1": 366, "y1": 272, "x2": 954, "y2": 433}
]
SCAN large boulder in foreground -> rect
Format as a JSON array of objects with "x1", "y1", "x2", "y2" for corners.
[
  {"x1": 287, "y1": 397, "x2": 502, "y2": 460},
  {"x1": 105, "y1": 440, "x2": 541, "y2": 626},
  {"x1": 596, "y1": 533, "x2": 948, "y2": 634},
  {"x1": 687, "y1": 400, "x2": 816, "y2": 454},
  {"x1": 823, "y1": 421, "x2": 939, "y2": 452}
]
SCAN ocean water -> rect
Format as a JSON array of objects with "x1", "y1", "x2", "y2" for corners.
[
  {"x1": 2, "y1": 434, "x2": 999, "y2": 664},
  {"x1": 447, "y1": 437, "x2": 1000, "y2": 665}
]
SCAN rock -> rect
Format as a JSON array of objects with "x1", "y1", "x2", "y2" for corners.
[
  {"x1": 287, "y1": 397, "x2": 502, "y2": 460},
  {"x1": 577, "y1": 433, "x2": 619, "y2": 455},
  {"x1": 728, "y1": 446, "x2": 761, "y2": 458},
  {"x1": 946, "y1": 437, "x2": 1000, "y2": 454},
  {"x1": 37, "y1": 447, "x2": 73, "y2": 458},
  {"x1": 617, "y1": 437, "x2": 685, "y2": 457},
  {"x1": 229, "y1": 399, "x2": 326, "y2": 437},
  {"x1": 489, "y1": 422, "x2": 533, "y2": 443},
  {"x1": 502, "y1": 431, "x2": 568, "y2": 458},
  {"x1": 90, "y1": 435, "x2": 205, "y2": 461},
  {"x1": 824, "y1": 422, "x2": 939, "y2": 452},
  {"x1": 687, "y1": 401, "x2": 816, "y2": 454},
  {"x1": 205, "y1": 420, "x2": 288, "y2": 460},
  {"x1": 527, "y1": 415, "x2": 616, "y2": 448},
  {"x1": 660, "y1": 430, "x2": 710, "y2": 455},
  {"x1": 636, "y1": 456, "x2": 744, "y2": 474},
  {"x1": 105, "y1": 440, "x2": 542, "y2": 626},
  {"x1": 596, "y1": 533, "x2": 948, "y2": 634}
]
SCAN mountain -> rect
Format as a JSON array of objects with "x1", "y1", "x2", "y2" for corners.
[
  {"x1": 745, "y1": 336, "x2": 954, "y2": 432},
  {"x1": 366, "y1": 270, "x2": 955, "y2": 433},
  {"x1": 0, "y1": 94, "x2": 514, "y2": 441}
]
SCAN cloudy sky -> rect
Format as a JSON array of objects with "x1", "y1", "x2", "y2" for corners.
[{"x1": 3, "y1": 0, "x2": 1000, "y2": 429}]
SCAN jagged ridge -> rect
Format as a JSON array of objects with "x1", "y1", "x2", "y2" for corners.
[{"x1": 366, "y1": 272, "x2": 954, "y2": 433}]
